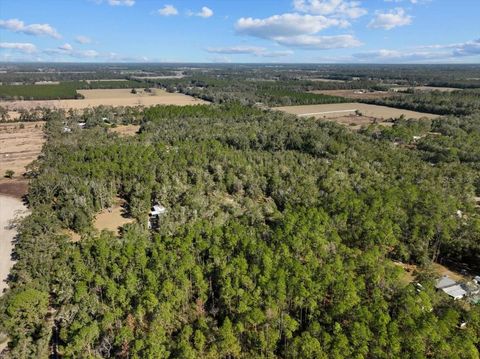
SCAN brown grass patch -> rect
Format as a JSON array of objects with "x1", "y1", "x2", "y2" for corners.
[
  {"x1": 0, "y1": 178, "x2": 29, "y2": 198},
  {"x1": 0, "y1": 122, "x2": 45, "y2": 178}
]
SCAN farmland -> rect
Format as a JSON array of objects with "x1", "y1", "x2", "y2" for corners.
[
  {"x1": 275, "y1": 103, "x2": 440, "y2": 120},
  {"x1": 310, "y1": 89, "x2": 397, "y2": 100}
]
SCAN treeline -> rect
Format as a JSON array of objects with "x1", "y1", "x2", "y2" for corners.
[
  {"x1": 1, "y1": 103, "x2": 479, "y2": 357},
  {"x1": 0, "y1": 80, "x2": 147, "y2": 101},
  {"x1": 361, "y1": 89, "x2": 480, "y2": 116}
]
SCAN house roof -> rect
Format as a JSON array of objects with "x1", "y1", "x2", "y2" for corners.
[
  {"x1": 435, "y1": 276, "x2": 457, "y2": 289},
  {"x1": 150, "y1": 204, "x2": 166, "y2": 216},
  {"x1": 442, "y1": 284, "x2": 467, "y2": 299}
]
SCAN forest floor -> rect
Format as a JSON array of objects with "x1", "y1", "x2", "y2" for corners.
[
  {"x1": 0, "y1": 89, "x2": 208, "y2": 113},
  {"x1": 310, "y1": 89, "x2": 397, "y2": 100},
  {"x1": 275, "y1": 103, "x2": 439, "y2": 121},
  {"x1": 93, "y1": 198, "x2": 135, "y2": 235},
  {"x1": 0, "y1": 121, "x2": 45, "y2": 178}
]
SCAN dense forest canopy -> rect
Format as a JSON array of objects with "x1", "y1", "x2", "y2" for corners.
[{"x1": 1, "y1": 92, "x2": 479, "y2": 358}]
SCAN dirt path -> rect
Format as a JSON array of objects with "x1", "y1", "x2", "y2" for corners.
[{"x1": 0, "y1": 195, "x2": 28, "y2": 296}]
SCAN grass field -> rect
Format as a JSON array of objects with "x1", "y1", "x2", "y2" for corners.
[
  {"x1": 310, "y1": 89, "x2": 397, "y2": 100},
  {"x1": 275, "y1": 103, "x2": 439, "y2": 120}
]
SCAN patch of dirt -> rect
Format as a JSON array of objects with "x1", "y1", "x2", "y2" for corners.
[
  {"x1": 0, "y1": 178, "x2": 29, "y2": 198},
  {"x1": 0, "y1": 122, "x2": 45, "y2": 178},
  {"x1": 109, "y1": 124, "x2": 140, "y2": 137},
  {"x1": 93, "y1": 198, "x2": 135, "y2": 235}
]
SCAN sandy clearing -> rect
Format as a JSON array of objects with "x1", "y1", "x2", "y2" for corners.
[
  {"x1": 93, "y1": 199, "x2": 135, "y2": 235},
  {"x1": 0, "y1": 122, "x2": 45, "y2": 178},
  {"x1": 275, "y1": 103, "x2": 439, "y2": 120},
  {"x1": 0, "y1": 88, "x2": 208, "y2": 111},
  {"x1": 310, "y1": 89, "x2": 397, "y2": 100},
  {"x1": 0, "y1": 195, "x2": 28, "y2": 296},
  {"x1": 109, "y1": 124, "x2": 140, "y2": 137}
]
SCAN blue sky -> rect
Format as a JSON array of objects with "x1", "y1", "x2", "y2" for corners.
[{"x1": 0, "y1": 0, "x2": 479, "y2": 63}]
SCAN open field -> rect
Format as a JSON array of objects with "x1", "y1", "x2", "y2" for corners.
[
  {"x1": 93, "y1": 198, "x2": 135, "y2": 235},
  {"x1": 275, "y1": 103, "x2": 439, "y2": 120},
  {"x1": 320, "y1": 115, "x2": 394, "y2": 130},
  {"x1": 310, "y1": 89, "x2": 397, "y2": 100},
  {"x1": 393, "y1": 261, "x2": 468, "y2": 286},
  {"x1": 0, "y1": 122, "x2": 45, "y2": 178},
  {"x1": 0, "y1": 88, "x2": 208, "y2": 111}
]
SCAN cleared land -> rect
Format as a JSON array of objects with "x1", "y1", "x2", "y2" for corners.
[
  {"x1": 0, "y1": 122, "x2": 45, "y2": 178},
  {"x1": 275, "y1": 103, "x2": 439, "y2": 120},
  {"x1": 0, "y1": 88, "x2": 208, "y2": 111},
  {"x1": 93, "y1": 198, "x2": 135, "y2": 235},
  {"x1": 310, "y1": 89, "x2": 397, "y2": 100},
  {"x1": 109, "y1": 124, "x2": 141, "y2": 137}
]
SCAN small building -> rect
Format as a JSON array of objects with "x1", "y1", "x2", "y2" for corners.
[
  {"x1": 148, "y1": 203, "x2": 166, "y2": 229},
  {"x1": 442, "y1": 284, "x2": 467, "y2": 300},
  {"x1": 150, "y1": 204, "x2": 166, "y2": 216}
]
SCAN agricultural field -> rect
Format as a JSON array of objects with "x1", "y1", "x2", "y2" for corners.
[
  {"x1": 275, "y1": 103, "x2": 439, "y2": 120},
  {"x1": 0, "y1": 122, "x2": 45, "y2": 178},
  {"x1": 391, "y1": 86, "x2": 460, "y2": 92},
  {"x1": 0, "y1": 88, "x2": 208, "y2": 111}
]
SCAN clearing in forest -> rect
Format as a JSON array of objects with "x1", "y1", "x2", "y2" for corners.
[
  {"x1": 93, "y1": 198, "x2": 135, "y2": 235},
  {"x1": 109, "y1": 124, "x2": 141, "y2": 137},
  {"x1": 0, "y1": 122, "x2": 45, "y2": 178},
  {"x1": 275, "y1": 103, "x2": 439, "y2": 120}
]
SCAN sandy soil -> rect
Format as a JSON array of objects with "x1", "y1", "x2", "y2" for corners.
[
  {"x1": 275, "y1": 103, "x2": 439, "y2": 120},
  {"x1": 0, "y1": 195, "x2": 28, "y2": 296},
  {"x1": 0, "y1": 122, "x2": 45, "y2": 178},
  {"x1": 93, "y1": 199, "x2": 135, "y2": 235},
  {"x1": 310, "y1": 89, "x2": 397, "y2": 100},
  {"x1": 0, "y1": 89, "x2": 208, "y2": 111},
  {"x1": 109, "y1": 124, "x2": 140, "y2": 137}
]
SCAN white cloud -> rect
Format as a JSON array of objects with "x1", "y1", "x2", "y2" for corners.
[
  {"x1": 206, "y1": 46, "x2": 294, "y2": 57},
  {"x1": 158, "y1": 5, "x2": 178, "y2": 16},
  {"x1": 235, "y1": 13, "x2": 360, "y2": 50},
  {"x1": 236, "y1": 14, "x2": 348, "y2": 38},
  {"x1": 293, "y1": 0, "x2": 367, "y2": 19},
  {"x1": 0, "y1": 18, "x2": 61, "y2": 38},
  {"x1": 368, "y1": 8, "x2": 412, "y2": 30},
  {"x1": 58, "y1": 43, "x2": 73, "y2": 51},
  {"x1": 274, "y1": 34, "x2": 362, "y2": 49},
  {"x1": 0, "y1": 42, "x2": 37, "y2": 53},
  {"x1": 189, "y1": 6, "x2": 214, "y2": 18},
  {"x1": 75, "y1": 35, "x2": 92, "y2": 44},
  {"x1": 107, "y1": 0, "x2": 135, "y2": 6}
]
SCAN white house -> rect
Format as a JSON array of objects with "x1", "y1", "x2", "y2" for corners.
[{"x1": 436, "y1": 275, "x2": 467, "y2": 300}]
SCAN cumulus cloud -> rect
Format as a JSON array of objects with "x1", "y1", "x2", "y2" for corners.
[
  {"x1": 158, "y1": 5, "x2": 178, "y2": 16},
  {"x1": 235, "y1": 13, "x2": 360, "y2": 50},
  {"x1": 75, "y1": 35, "x2": 92, "y2": 44},
  {"x1": 206, "y1": 46, "x2": 293, "y2": 57},
  {"x1": 0, "y1": 18, "x2": 61, "y2": 38},
  {"x1": 189, "y1": 6, "x2": 214, "y2": 18},
  {"x1": 107, "y1": 0, "x2": 135, "y2": 6},
  {"x1": 368, "y1": 8, "x2": 412, "y2": 30},
  {"x1": 58, "y1": 43, "x2": 73, "y2": 51},
  {"x1": 293, "y1": 0, "x2": 368, "y2": 19},
  {"x1": 0, "y1": 42, "x2": 37, "y2": 53}
]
